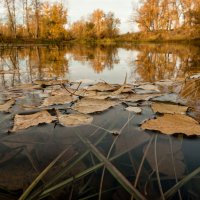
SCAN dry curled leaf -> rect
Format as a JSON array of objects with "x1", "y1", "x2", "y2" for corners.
[
  {"x1": 42, "y1": 95, "x2": 76, "y2": 107},
  {"x1": 111, "y1": 85, "x2": 134, "y2": 95},
  {"x1": 141, "y1": 114, "x2": 200, "y2": 135},
  {"x1": 9, "y1": 84, "x2": 40, "y2": 91},
  {"x1": 11, "y1": 111, "x2": 56, "y2": 132},
  {"x1": 57, "y1": 111, "x2": 93, "y2": 127},
  {"x1": 137, "y1": 84, "x2": 160, "y2": 92},
  {"x1": 125, "y1": 106, "x2": 142, "y2": 113},
  {"x1": 73, "y1": 98, "x2": 118, "y2": 114},
  {"x1": 34, "y1": 79, "x2": 68, "y2": 86},
  {"x1": 0, "y1": 99, "x2": 15, "y2": 112},
  {"x1": 121, "y1": 93, "x2": 161, "y2": 102},
  {"x1": 87, "y1": 82, "x2": 118, "y2": 92},
  {"x1": 151, "y1": 103, "x2": 188, "y2": 114}
]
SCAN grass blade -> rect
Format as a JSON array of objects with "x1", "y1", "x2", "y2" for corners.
[
  {"x1": 19, "y1": 146, "x2": 70, "y2": 200},
  {"x1": 79, "y1": 136, "x2": 146, "y2": 200},
  {"x1": 164, "y1": 166, "x2": 200, "y2": 199}
]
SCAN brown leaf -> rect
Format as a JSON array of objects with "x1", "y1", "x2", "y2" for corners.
[
  {"x1": 121, "y1": 93, "x2": 161, "y2": 102},
  {"x1": 87, "y1": 82, "x2": 118, "y2": 92},
  {"x1": 125, "y1": 106, "x2": 142, "y2": 113},
  {"x1": 11, "y1": 111, "x2": 56, "y2": 132},
  {"x1": 141, "y1": 114, "x2": 200, "y2": 135},
  {"x1": 151, "y1": 103, "x2": 188, "y2": 114},
  {"x1": 144, "y1": 141, "x2": 185, "y2": 177},
  {"x1": 73, "y1": 98, "x2": 118, "y2": 114},
  {"x1": 111, "y1": 85, "x2": 134, "y2": 95},
  {"x1": 42, "y1": 95, "x2": 76, "y2": 107},
  {"x1": 34, "y1": 79, "x2": 68, "y2": 86},
  {"x1": 0, "y1": 99, "x2": 15, "y2": 112},
  {"x1": 57, "y1": 111, "x2": 93, "y2": 127},
  {"x1": 137, "y1": 84, "x2": 160, "y2": 92},
  {"x1": 9, "y1": 84, "x2": 40, "y2": 91}
]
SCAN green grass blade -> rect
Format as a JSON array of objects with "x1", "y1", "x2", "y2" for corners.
[
  {"x1": 37, "y1": 140, "x2": 144, "y2": 199},
  {"x1": 19, "y1": 146, "x2": 70, "y2": 200},
  {"x1": 164, "y1": 166, "x2": 200, "y2": 199},
  {"x1": 79, "y1": 136, "x2": 146, "y2": 200}
]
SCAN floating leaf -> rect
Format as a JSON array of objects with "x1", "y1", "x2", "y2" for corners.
[
  {"x1": 125, "y1": 106, "x2": 142, "y2": 113},
  {"x1": 73, "y1": 98, "x2": 118, "y2": 114},
  {"x1": 76, "y1": 89, "x2": 97, "y2": 97},
  {"x1": 111, "y1": 85, "x2": 134, "y2": 95},
  {"x1": 151, "y1": 103, "x2": 188, "y2": 114},
  {"x1": 152, "y1": 93, "x2": 187, "y2": 105},
  {"x1": 121, "y1": 93, "x2": 161, "y2": 102},
  {"x1": 141, "y1": 114, "x2": 200, "y2": 136},
  {"x1": 57, "y1": 111, "x2": 93, "y2": 127},
  {"x1": 0, "y1": 99, "x2": 15, "y2": 112},
  {"x1": 144, "y1": 141, "x2": 185, "y2": 178},
  {"x1": 42, "y1": 95, "x2": 76, "y2": 107},
  {"x1": 11, "y1": 111, "x2": 56, "y2": 132},
  {"x1": 155, "y1": 80, "x2": 174, "y2": 87},
  {"x1": 34, "y1": 79, "x2": 68, "y2": 86},
  {"x1": 10, "y1": 84, "x2": 40, "y2": 91},
  {"x1": 137, "y1": 84, "x2": 160, "y2": 92},
  {"x1": 87, "y1": 82, "x2": 118, "y2": 92}
]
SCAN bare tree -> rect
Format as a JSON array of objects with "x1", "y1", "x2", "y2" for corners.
[{"x1": 3, "y1": 0, "x2": 17, "y2": 38}]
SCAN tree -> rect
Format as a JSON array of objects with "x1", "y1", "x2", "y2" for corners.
[
  {"x1": 70, "y1": 10, "x2": 120, "y2": 39},
  {"x1": 32, "y1": 0, "x2": 41, "y2": 38},
  {"x1": 3, "y1": 0, "x2": 17, "y2": 38},
  {"x1": 40, "y1": 2, "x2": 67, "y2": 39},
  {"x1": 134, "y1": 0, "x2": 199, "y2": 31},
  {"x1": 90, "y1": 9, "x2": 105, "y2": 38}
]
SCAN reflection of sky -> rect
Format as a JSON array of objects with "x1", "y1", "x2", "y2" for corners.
[{"x1": 66, "y1": 49, "x2": 139, "y2": 84}]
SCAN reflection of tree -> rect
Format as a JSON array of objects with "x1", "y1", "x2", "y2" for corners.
[
  {"x1": 0, "y1": 45, "x2": 69, "y2": 87},
  {"x1": 68, "y1": 44, "x2": 119, "y2": 73},
  {"x1": 128, "y1": 44, "x2": 200, "y2": 82}
]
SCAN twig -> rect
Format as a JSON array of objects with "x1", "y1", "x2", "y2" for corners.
[{"x1": 60, "y1": 82, "x2": 83, "y2": 97}]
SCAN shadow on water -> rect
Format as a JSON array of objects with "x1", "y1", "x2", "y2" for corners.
[{"x1": 0, "y1": 43, "x2": 200, "y2": 199}]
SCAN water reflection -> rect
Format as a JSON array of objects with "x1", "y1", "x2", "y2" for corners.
[
  {"x1": 0, "y1": 43, "x2": 200, "y2": 89},
  {"x1": 127, "y1": 44, "x2": 200, "y2": 82}
]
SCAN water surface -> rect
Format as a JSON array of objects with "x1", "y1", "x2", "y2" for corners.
[{"x1": 0, "y1": 43, "x2": 200, "y2": 200}]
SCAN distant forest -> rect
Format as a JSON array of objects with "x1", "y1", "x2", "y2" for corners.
[{"x1": 0, "y1": 0, "x2": 199, "y2": 42}]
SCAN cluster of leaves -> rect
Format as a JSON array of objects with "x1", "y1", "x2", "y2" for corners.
[{"x1": 0, "y1": 75, "x2": 200, "y2": 136}]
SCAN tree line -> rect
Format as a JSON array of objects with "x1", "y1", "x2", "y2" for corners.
[
  {"x1": 135, "y1": 0, "x2": 200, "y2": 32},
  {"x1": 0, "y1": 0, "x2": 120, "y2": 41},
  {"x1": 0, "y1": 0, "x2": 199, "y2": 41}
]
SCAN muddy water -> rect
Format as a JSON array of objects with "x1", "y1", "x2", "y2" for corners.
[{"x1": 0, "y1": 43, "x2": 200, "y2": 200}]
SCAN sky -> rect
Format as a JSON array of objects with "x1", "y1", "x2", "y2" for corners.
[{"x1": 66, "y1": 0, "x2": 140, "y2": 33}]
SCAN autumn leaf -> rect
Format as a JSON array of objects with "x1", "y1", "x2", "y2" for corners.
[
  {"x1": 57, "y1": 111, "x2": 93, "y2": 127},
  {"x1": 0, "y1": 99, "x2": 15, "y2": 112},
  {"x1": 42, "y1": 95, "x2": 76, "y2": 107},
  {"x1": 72, "y1": 98, "x2": 118, "y2": 114},
  {"x1": 137, "y1": 84, "x2": 160, "y2": 92},
  {"x1": 87, "y1": 82, "x2": 118, "y2": 92},
  {"x1": 121, "y1": 93, "x2": 161, "y2": 102},
  {"x1": 11, "y1": 111, "x2": 56, "y2": 132},
  {"x1": 151, "y1": 103, "x2": 188, "y2": 114},
  {"x1": 141, "y1": 114, "x2": 200, "y2": 136},
  {"x1": 125, "y1": 106, "x2": 142, "y2": 113}
]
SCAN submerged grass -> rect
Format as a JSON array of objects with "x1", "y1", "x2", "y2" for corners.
[{"x1": 76, "y1": 133, "x2": 146, "y2": 200}]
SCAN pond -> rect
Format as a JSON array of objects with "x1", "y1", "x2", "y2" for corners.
[{"x1": 0, "y1": 43, "x2": 200, "y2": 200}]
